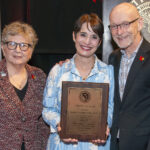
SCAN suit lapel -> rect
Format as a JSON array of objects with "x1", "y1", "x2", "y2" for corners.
[
  {"x1": 122, "y1": 39, "x2": 149, "y2": 103},
  {"x1": 114, "y1": 50, "x2": 122, "y2": 103}
]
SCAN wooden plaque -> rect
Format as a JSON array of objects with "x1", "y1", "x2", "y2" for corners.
[{"x1": 60, "y1": 81, "x2": 109, "y2": 141}]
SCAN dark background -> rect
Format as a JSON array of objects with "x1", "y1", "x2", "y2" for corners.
[{"x1": 1, "y1": 0, "x2": 122, "y2": 74}]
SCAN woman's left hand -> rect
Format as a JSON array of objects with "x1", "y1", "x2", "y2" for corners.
[{"x1": 91, "y1": 125, "x2": 110, "y2": 145}]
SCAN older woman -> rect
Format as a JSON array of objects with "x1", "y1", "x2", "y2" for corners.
[
  {"x1": 0, "y1": 21, "x2": 49, "y2": 150},
  {"x1": 42, "y1": 13, "x2": 114, "y2": 150}
]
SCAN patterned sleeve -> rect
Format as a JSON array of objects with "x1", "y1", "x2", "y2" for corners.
[
  {"x1": 42, "y1": 64, "x2": 62, "y2": 133},
  {"x1": 107, "y1": 65, "x2": 114, "y2": 128}
]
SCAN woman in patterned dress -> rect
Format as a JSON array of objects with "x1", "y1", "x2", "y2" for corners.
[
  {"x1": 0, "y1": 21, "x2": 49, "y2": 150},
  {"x1": 43, "y1": 13, "x2": 114, "y2": 150}
]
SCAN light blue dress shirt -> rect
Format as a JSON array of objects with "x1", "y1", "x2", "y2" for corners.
[{"x1": 42, "y1": 54, "x2": 114, "y2": 150}]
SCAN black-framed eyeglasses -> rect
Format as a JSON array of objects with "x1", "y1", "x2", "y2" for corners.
[
  {"x1": 3, "y1": 41, "x2": 32, "y2": 51},
  {"x1": 108, "y1": 18, "x2": 139, "y2": 31}
]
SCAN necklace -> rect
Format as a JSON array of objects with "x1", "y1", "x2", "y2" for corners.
[
  {"x1": 9, "y1": 68, "x2": 28, "y2": 90},
  {"x1": 82, "y1": 64, "x2": 94, "y2": 80},
  {"x1": 76, "y1": 60, "x2": 95, "y2": 80},
  {"x1": 10, "y1": 76, "x2": 27, "y2": 89},
  {"x1": 75, "y1": 55, "x2": 95, "y2": 80}
]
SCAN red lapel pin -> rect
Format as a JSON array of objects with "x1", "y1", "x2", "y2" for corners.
[
  {"x1": 31, "y1": 74, "x2": 36, "y2": 79},
  {"x1": 139, "y1": 56, "x2": 144, "y2": 61}
]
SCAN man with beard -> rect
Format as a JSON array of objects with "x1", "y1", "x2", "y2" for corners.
[{"x1": 108, "y1": 2, "x2": 150, "y2": 150}]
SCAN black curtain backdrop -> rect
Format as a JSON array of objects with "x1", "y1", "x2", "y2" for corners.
[
  {"x1": 1, "y1": 0, "x2": 28, "y2": 28},
  {"x1": 1, "y1": 0, "x2": 103, "y2": 74},
  {"x1": 30, "y1": 0, "x2": 102, "y2": 54},
  {"x1": 29, "y1": 0, "x2": 103, "y2": 74}
]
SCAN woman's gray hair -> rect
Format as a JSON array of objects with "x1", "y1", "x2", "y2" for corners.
[{"x1": 2, "y1": 21, "x2": 38, "y2": 48}]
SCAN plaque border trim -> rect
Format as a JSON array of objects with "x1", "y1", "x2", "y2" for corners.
[{"x1": 60, "y1": 81, "x2": 109, "y2": 141}]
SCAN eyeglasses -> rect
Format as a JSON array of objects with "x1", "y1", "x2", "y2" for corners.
[
  {"x1": 108, "y1": 18, "x2": 139, "y2": 31},
  {"x1": 3, "y1": 41, "x2": 32, "y2": 51}
]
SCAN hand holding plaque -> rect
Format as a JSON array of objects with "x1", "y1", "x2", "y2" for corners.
[{"x1": 60, "y1": 81, "x2": 109, "y2": 141}]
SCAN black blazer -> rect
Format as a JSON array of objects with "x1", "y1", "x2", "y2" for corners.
[{"x1": 109, "y1": 39, "x2": 150, "y2": 140}]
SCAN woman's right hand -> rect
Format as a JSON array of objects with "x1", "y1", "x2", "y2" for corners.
[
  {"x1": 62, "y1": 138, "x2": 78, "y2": 143},
  {"x1": 57, "y1": 123, "x2": 78, "y2": 143},
  {"x1": 57, "y1": 123, "x2": 61, "y2": 132}
]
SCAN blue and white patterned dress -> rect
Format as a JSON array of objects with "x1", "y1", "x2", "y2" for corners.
[{"x1": 42, "y1": 54, "x2": 114, "y2": 150}]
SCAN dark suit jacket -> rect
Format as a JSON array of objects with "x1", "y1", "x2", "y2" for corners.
[
  {"x1": 109, "y1": 39, "x2": 150, "y2": 143},
  {"x1": 0, "y1": 59, "x2": 49, "y2": 150}
]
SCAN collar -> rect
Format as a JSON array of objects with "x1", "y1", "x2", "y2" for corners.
[
  {"x1": 70, "y1": 54, "x2": 108, "y2": 78},
  {"x1": 120, "y1": 38, "x2": 143, "y2": 58}
]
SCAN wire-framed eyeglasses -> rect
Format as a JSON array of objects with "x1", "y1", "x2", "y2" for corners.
[
  {"x1": 3, "y1": 41, "x2": 32, "y2": 51},
  {"x1": 108, "y1": 18, "x2": 139, "y2": 31}
]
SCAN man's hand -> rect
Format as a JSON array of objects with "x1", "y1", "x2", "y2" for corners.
[{"x1": 57, "y1": 59, "x2": 70, "y2": 66}]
